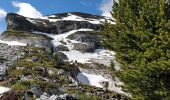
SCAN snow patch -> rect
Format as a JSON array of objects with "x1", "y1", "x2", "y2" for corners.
[
  {"x1": 0, "y1": 40, "x2": 27, "y2": 46},
  {"x1": 77, "y1": 71, "x2": 126, "y2": 95},
  {"x1": 62, "y1": 49, "x2": 116, "y2": 66},
  {"x1": 77, "y1": 72, "x2": 108, "y2": 88},
  {"x1": 0, "y1": 86, "x2": 11, "y2": 95}
]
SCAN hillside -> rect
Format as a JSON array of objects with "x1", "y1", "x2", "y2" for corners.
[{"x1": 0, "y1": 12, "x2": 128, "y2": 100}]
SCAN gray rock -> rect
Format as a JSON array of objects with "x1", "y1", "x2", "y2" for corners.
[
  {"x1": 32, "y1": 57, "x2": 39, "y2": 62},
  {"x1": 67, "y1": 31, "x2": 102, "y2": 50},
  {"x1": 72, "y1": 42, "x2": 95, "y2": 52},
  {"x1": 55, "y1": 45, "x2": 69, "y2": 51},
  {"x1": 24, "y1": 91, "x2": 34, "y2": 100},
  {"x1": 53, "y1": 52, "x2": 68, "y2": 64},
  {"x1": 47, "y1": 88, "x2": 64, "y2": 96},
  {"x1": 67, "y1": 63, "x2": 80, "y2": 78},
  {"x1": 39, "y1": 92, "x2": 50, "y2": 100},
  {"x1": 0, "y1": 67, "x2": 7, "y2": 81},
  {"x1": 48, "y1": 69, "x2": 54, "y2": 75},
  {"x1": 0, "y1": 43, "x2": 25, "y2": 79},
  {"x1": 0, "y1": 30, "x2": 53, "y2": 48},
  {"x1": 31, "y1": 85, "x2": 43, "y2": 97}
]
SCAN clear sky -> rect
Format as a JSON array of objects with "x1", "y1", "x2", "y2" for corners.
[{"x1": 0, "y1": 0, "x2": 113, "y2": 33}]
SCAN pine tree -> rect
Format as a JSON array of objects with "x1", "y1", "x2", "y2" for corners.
[{"x1": 101, "y1": 0, "x2": 170, "y2": 99}]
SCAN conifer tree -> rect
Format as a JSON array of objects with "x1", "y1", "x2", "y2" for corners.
[{"x1": 102, "y1": 0, "x2": 170, "y2": 99}]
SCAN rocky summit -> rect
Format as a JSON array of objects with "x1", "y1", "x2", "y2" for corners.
[{"x1": 0, "y1": 12, "x2": 127, "y2": 100}]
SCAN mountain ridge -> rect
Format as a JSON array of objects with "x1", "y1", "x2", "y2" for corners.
[{"x1": 6, "y1": 12, "x2": 114, "y2": 34}]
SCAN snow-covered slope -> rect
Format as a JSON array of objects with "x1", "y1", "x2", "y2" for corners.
[
  {"x1": 33, "y1": 29, "x2": 118, "y2": 66},
  {"x1": 1, "y1": 12, "x2": 126, "y2": 97},
  {"x1": 32, "y1": 28, "x2": 126, "y2": 95}
]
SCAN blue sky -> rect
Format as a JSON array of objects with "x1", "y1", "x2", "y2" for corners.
[{"x1": 0, "y1": 0, "x2": 113, "y2": 33}]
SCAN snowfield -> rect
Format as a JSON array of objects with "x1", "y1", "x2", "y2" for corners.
[
  {"x1": 0, "y1": 40, "x2": 27, "y2": 46},
  {"x1": 0, "y1": 86, "x2": 11, "y2": 95}
]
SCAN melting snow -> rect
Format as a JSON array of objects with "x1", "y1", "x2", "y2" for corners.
[
  {"x1": 0, "y1": 40, "x2": 27, "y2": 46},
  {"x1": 0, "y1": 86, "x2": 11, "y2": 95}
]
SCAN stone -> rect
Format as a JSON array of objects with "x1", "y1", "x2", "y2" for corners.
[
  {"x1": 0, "y1": 67, "x2": 7, "y2": 81},
  {"x1": 56, "y1": 45, "x2": 69, "y2": 51},
  {"x1": 67, "y1": 31, "x2": 102, "y2": 49},
  {"x1": 24, "y1": 91, "x2": 34, "y2": 100},
  {"x1": 53, "y1": 52, "x2": 68, "y2": 65},
  {"x1": 39, "y1": 92, "x2": 50, "y2": 100},
  {"x1": 31, "y1": 85, "x2": 43, "y2": 97},
  {"x1": 48, "y1": 69, "x2": 54, "y2": 75},
  {"x1": 72, "y1": 42, "x2": 95, "y2": 52},
  {"x1": 32, "y1": 57, "x2": 39, "y2": 62}
]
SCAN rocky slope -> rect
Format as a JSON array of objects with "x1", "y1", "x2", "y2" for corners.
[{"x1": 0, "y1": 12, "x2": 128, "y2": 100}]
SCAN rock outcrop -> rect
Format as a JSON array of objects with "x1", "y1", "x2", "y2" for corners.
[
  {"x1": 0, "y1": 43, "x2": 25, "y2": 80},
  {"x1": 67, "y1": 31, "x2": 102, "y2": 52},
  {"x1": 6, "y1": 12, "x2": 112, "y2": 34},
  {"x1": 3, "y1": 12, "x2": 113, "y2": 49},
  {"x1": 0, "y1": 30, "x2": 53, "y2": 47}
]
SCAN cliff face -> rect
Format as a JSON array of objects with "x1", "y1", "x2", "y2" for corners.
[
  {"x1": 3, "y1": 12, "x2": 114, "y2": 48},
  {"x1": 6, "y1": 12, "x2": 113, "y2": 34}
]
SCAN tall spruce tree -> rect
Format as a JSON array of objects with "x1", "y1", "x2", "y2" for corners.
[{"x1": 102, "y1": 0, "x2": 170, "y2": 99}]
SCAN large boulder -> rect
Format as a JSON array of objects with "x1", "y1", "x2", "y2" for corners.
[
  {"x1": 67, "y1": 31, "x2": 102, "y2": 51},
  {"x1": 55, "y1": 45, "x2": 69, "y2": 51},
  {"x1": 31, "y1": 85, "x2": 43, "y2": 97},
  {"x1": 72, "y1": 42, "x2": 95, "y2": 52},
  {"x1": 53, "y1": 52, "x2": 68, "y2": 65}
]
